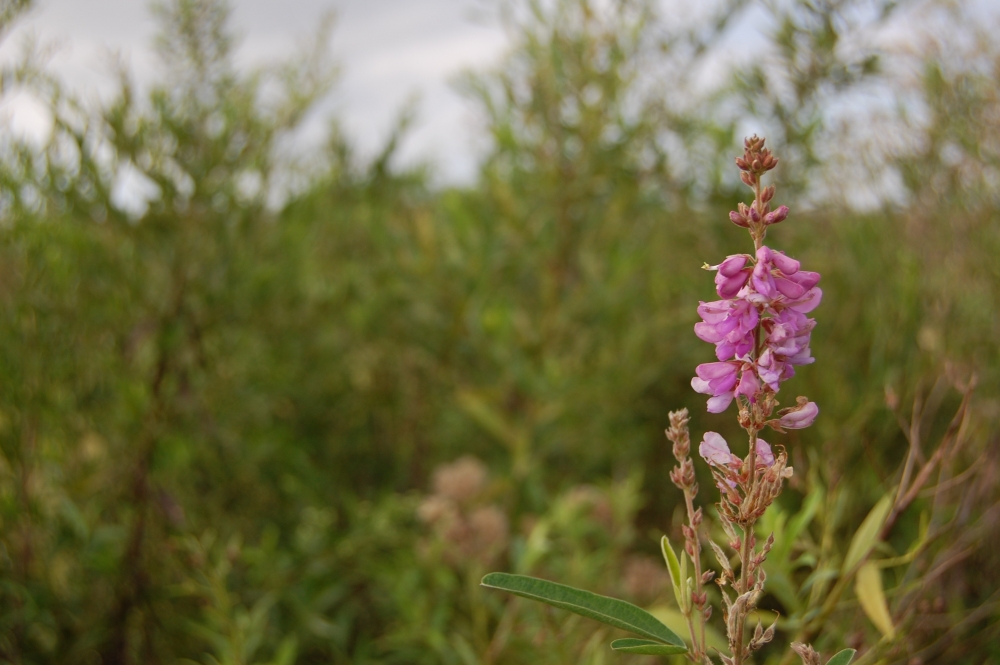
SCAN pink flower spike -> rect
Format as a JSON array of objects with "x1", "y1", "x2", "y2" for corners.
[
  {"x1": 700, "y1": 432, "x2": 740, "y2": 468},
  {"x1": 755, "y1": 438, "x2": 774, "y2": 467},
  {"x1": 778, "y1": 399, "x2": 819, "y2": 429}
]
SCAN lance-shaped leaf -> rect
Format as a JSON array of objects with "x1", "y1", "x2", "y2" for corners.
[
  {"x1": 610, "y1": 638, "x2": 688, "y2": 655},
  {"x1": 661, "y1": 536, "x2": 682, "y2": 588},
  {"x1": 661, "y1": 535, "x2": 689, "y2": 612},
  {"x1": 826, "y1": 648, "x2": 857, "y2": 665},
  {"x1": 855, "y1": 562, "x2": 894, "y2": 638},
  {"x1": 842, "y1": 494, "x2": 892, "y2": 573},
  {"x1": 481, "y1": 573, "x2": 686, "y2": 647}
]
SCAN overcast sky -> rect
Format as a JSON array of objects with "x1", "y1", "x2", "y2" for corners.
[
  {"x1": 0, "y1": 0, "x2": 510, "y2": 184},
  {"x1": 3, "y1": 0, "x2": 998, "y2": 190}
]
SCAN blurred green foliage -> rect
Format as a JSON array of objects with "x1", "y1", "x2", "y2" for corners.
[{"x1": 0, "y1": 0, "x2": 997, "y2": 663}]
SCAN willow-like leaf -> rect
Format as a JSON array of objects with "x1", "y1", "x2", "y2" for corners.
[{"x1": 481, "y1": 573, "x2": 686, "y2": 647}]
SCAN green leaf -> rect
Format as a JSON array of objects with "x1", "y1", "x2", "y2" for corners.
[
  {"x1": 610, "y1": 638, "x2": 688, "y2": 655},
  {"x1": 855, "y1": 561, "x2": 895, "y2": 638},
  {"x1": 481, "y1": 573, "x2": 686, "y2": 647},
  {"x1": 842, "y1": 493, "x2": 892, "y2": 573},
  {"x1": 825, "y1": 648, "x2": 857, "y2": 665}
]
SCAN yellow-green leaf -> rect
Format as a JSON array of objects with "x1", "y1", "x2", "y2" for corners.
[
  {"x1": 661, "y1": 535, "x2": 681, "y2": 589},
  {"x1": 855, "y1": 561, "x2": 894, "y2": 638},
  {"x1": 842, "y1": 493, "x2": 892, "y2": 573}
]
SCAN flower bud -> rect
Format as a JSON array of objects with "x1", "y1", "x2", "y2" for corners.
[
  {"x1": 729, "y1": 210, "x2": 749, "y2": 227},
  {"x1": 764, "y1": 205, "x2": 789, "y2": 225}
]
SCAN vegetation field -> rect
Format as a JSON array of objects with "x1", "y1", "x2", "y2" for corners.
[{"x1": 0, "y1": 0, "x2": 997, "y2": 663}]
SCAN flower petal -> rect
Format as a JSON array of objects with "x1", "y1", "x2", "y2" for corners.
[
  {"x1": 755, "y1": 438, "x2": 774, "y2": 467},
  {"x1": 706, "y1": 392, "x2": 734, "y2": 413}
]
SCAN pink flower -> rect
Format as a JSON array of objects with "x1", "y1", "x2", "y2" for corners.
[
  {"x1": 751, "y1": 256, "x2": 778, "y2": 300},
  {"x1": 692, "y1": 360, "x2": 763, "y2": 412},
  {"x1": 736, "y1": 367, "x2": 760, "y2": 400},
  {"x1": 695, "y1": 299, "x2": 758, "y2": 360},
  {"x1": 767, "y1": 249, "x2": 800, "y2": 275},
  {"x1": 755, "y1": 438, "x2": 774, "y2": 467},
  {"x1": 699, "y1": 432, "x2": 741, "y2": 468},
  {"x1": 764, "y1": 310, "x2": 814, "y2": 357},
  {"x1": 785, "y1": 286, "x2": 822, "y2": 313},
  {"x1": 717, "y1": 255, "x2": 750, "y2": 277},
  {"x1": 776, "y1": 399, "x2": 819, "y2": 429},
  {"x1": 747, "y1": 246, "x2": 812, "y2": 303},
  {"x1": 692, "y1": 361, "x2": 741, "y2": 412},
  {"x1": 756, "y1": 348, "x2": 793, "y2": 392},
  {"x1": 711, "y1": 255, "x2": 752, "y2": 298}
]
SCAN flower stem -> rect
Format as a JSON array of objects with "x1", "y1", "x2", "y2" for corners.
[
  {"x1": 733, "y1": 429, "x2": 758, "y2": 665},
  {"x1": 683, "y1": 488, "x2": 707, "y2": 660}
]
